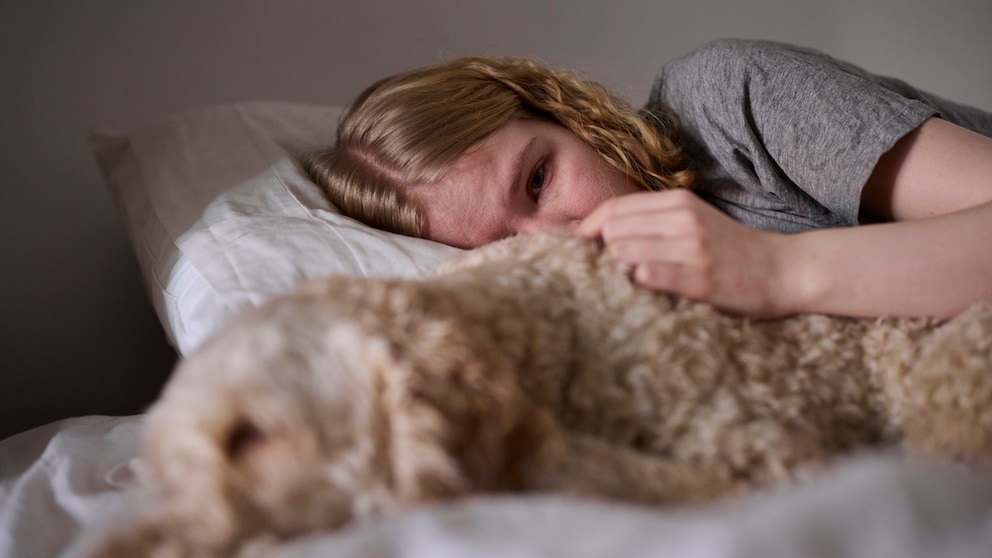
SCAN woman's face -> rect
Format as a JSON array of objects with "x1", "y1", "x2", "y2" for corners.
[{"x1": 414, "y1": 117, "x2": 640, "y2": 249}]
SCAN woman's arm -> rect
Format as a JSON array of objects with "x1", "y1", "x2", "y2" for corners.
[
  {"x1": 782, "y1": 199, "x2": 992, "y2": 318},
  {"x1": 786, "y1": 118, "x2": 992, "y2": 318},
  {"x1": 579, "y1": 118, "x2": 992, "y2": 319}
]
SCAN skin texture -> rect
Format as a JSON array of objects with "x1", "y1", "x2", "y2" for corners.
[
  {"x1": 428, "y1": 116, "x2": 992, "y2": 319},
  {"x1": 414, "y1": 117, "x2": 642, "y2": 249}
]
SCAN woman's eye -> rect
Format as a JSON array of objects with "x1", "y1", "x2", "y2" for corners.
[{"x1": 528, "y1": 166, "x2": 546, "y2": 200}]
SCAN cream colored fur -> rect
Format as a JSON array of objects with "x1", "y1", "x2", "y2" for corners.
[{"x1": 86, "y1": 232, "x2": 992, "y2": 557}]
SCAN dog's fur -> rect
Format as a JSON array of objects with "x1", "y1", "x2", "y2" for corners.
[{"x1": 87, "y1": 232, "x2": 992, "y2": 557}]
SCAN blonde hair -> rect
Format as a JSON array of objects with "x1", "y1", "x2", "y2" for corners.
[{"x1": 303, "y1": 56, "x2": 695, "y2": 239}]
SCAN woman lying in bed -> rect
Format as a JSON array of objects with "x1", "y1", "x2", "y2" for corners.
[{"x1": 305, "y1": 39, "x2": 992, "y2": 320}]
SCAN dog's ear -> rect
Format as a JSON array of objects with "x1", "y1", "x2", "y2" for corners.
[
  {"x1": 363, "y1": 319, "x2": 565, "y2": 498},
  {"x1": 361, "y1": 332, "x2": 471, "y2": 503}
]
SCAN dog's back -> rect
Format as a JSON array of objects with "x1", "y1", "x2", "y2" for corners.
[{"x1": 440, "y1": 232, "x2": 992, "y2": 489}]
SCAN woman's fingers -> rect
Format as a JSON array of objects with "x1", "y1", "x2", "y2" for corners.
[
  {"x1": 576, "y1": 189, "x2": 791, "y2": 317},
  {"x1": 605, "y1": 234, "x2": 708, "y2": 267},
  {"x1": 630, "y1": 261, "x2": 710, "y2": 301},
  {"x1": 578, "y1": 190, "x2": 700, "y2": 238}
]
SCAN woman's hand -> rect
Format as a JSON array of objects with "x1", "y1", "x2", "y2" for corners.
[
  {"x1": 580, "y1": 120, "x2": 992, "y2": 320},
  {"x1": 577, "y1": 189, "x2": 796, "y2": 318}
]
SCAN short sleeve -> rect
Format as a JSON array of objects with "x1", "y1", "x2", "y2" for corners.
[{"x1": 649, "y1": 39, "x2": 937, "y2": 231}]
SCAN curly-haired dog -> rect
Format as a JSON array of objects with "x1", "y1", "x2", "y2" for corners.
[{"x1": 86, "y1": 232, "x2": 992, "y2": 557}]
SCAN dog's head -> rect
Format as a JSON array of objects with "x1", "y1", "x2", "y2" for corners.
[{"x1": 86, "y1": 277, "x2": 560, "y2": 556}]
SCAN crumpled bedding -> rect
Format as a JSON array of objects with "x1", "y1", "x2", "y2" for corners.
[
  {"x1": 2, "y1": 415, "x2": 992, "y2": 558},
  {"x1": 0, "y1": 416, "x2": 141, "y2": 558}
]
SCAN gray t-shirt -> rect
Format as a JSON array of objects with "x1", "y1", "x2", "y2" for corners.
[{"x1": 648, "y1": 39, "x2": 992, "y2": 233}]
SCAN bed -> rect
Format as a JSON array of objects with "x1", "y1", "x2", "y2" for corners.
[{"x1": 2, "y1": 101, "x2": 992, "y2": 558}]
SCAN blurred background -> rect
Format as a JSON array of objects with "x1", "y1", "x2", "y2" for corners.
[{"x1": 2, "y1": 0, "x2": 990, "y2": 440}]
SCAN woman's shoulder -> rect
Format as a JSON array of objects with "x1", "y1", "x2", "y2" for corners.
[
  {"x1": 652, "y1": 39, "x2": 990, "y2": 139},
  {"x1": 653, "y1": 39, "x2": 840, "y2": 101},
  {"x1": 666, "y1": 38, "x2": 823, "y2": 67},
  {"x1": 648, "y1": 40, "x2": 828, "y2": 143}
]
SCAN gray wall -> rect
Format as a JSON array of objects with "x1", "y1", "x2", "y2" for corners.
[{"x1": 2, "y1": 0, "x2": 990, "y2": 440}]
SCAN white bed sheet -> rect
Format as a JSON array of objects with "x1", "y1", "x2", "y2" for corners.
[
  {"x1": 2, "y1": 416, "x2": 992, "y2": 558},
  {"x1": 272, "y1": 457, "x2": 992, "y2": 558},
  {"x1": 0, "y1": 416, "x2": 141, "y2": 558}
]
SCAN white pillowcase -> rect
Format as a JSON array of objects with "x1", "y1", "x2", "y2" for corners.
[{"x1": 89, "y1": 102, "x2": 460, "y2": 356}]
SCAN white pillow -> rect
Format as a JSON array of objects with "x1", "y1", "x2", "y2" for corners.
[{"x1": 89, "y1": 102, "x2": 460, "y2": 356}]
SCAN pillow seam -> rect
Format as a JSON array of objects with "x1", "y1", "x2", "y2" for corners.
[{"x1": 232, "y1": 103, "x2": 371, "y2": 276}]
